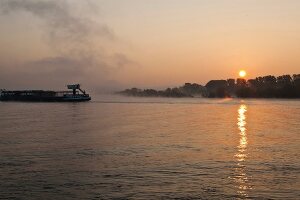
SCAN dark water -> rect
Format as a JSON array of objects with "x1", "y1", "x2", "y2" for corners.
[{"x1": 0, "y1": 96, "x2": 299, "y2": 199}]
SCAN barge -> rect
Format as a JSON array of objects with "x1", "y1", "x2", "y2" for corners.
[{"x1": 0, "y1": 84, "x2": 91, "y2": 102}]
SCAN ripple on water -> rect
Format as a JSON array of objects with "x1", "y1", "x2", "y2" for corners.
[{"x1": 0, "y1": 99, "x2": 299, "y2": 199}]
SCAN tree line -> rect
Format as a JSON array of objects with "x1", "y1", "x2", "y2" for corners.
[{"x1": 118, "y1": 74, "x2": 300, "y2": 98}]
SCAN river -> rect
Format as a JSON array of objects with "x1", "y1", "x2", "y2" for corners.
[{"x1": 0, "y1": 96, "x2": 299, "y2": 199}]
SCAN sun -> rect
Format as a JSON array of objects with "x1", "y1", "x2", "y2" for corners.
[{"x1": 239, "y1": 70, "x2": 247, "y2": 78}]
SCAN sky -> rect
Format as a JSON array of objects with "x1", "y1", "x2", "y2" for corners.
[{"x1": 0, "y1": 0, "x2": 300, "y2": 91}]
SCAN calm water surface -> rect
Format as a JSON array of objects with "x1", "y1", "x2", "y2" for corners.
[{"x1": 0, "y1": 95, "x2": 299, "y2": 199}]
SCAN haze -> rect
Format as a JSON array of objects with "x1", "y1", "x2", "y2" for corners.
[{"x1": 1, "y1": 0, "x2": 300, "y2": 91}]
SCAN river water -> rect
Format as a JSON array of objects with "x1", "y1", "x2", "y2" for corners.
[{"x1": 0, "y1": 95, "x2": 299, "y2": 199}]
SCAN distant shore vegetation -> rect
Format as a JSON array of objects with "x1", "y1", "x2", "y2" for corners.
[{"x1": 118, "y1": 74, "x2": 300, "y2": 98}]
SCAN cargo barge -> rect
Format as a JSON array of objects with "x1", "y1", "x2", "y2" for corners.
[{"x1": 0, "y1": 84, "x2": 91, "y2": 102}]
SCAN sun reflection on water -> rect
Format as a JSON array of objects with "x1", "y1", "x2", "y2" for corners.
[
  {"x1": 237, "y1": 105, "x2": 247, "y2": 161},
  {"x1": 234, "y1": 104, "x2": 252, "y2": 197}
]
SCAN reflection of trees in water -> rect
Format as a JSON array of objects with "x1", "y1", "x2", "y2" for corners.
[{"x1": 234, "y1": 104, "x2": 252, "y2": 198}]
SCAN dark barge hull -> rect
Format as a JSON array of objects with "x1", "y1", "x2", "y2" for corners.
[
  {"x1": 0, "y1": 89, "x2": 91, "y2": 102},
  {"x1": 0, "y1": 96, "x2": 91, "y2": 102}
]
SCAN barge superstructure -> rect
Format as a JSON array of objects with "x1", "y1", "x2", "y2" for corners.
[{"x1": 0, "y1": 84, "x2": 91, "y2": 102}]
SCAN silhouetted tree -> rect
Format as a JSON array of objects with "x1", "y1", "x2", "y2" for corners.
[
  {"x1": 277, "y1": 75, "x2": 292, "y2": 86},
  {"x1": 236, "y1": 78, "x2": 247, "y2": 87},
  {"x1": 205, "y1": 80, "x2": 229, "y2": 97},
  {"x1": 119, "y1": 73, "x2": 300, "y2": 98}
]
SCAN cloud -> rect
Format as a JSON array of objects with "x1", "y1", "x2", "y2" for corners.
[
  {"x1": 111, "y1": 53, "x2": 138, "y2": 70},
  {"x1": 0, "y1": 0, "x2": 134, "y2": 91},
  {"x1": 29, "y1": 56, "x2": 87, "y2": 76},
  {"x1": 1, "y1": 0, "x2": 114, "y2": 43}
]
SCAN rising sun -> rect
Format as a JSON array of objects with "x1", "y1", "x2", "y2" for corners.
[{"x1": 239, "y1": 70, "x2": 247, "y2": 78}]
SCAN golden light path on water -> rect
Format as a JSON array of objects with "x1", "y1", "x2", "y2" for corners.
[{"x1": 235, "y1": 104, "x2": 252, "y2": 197}]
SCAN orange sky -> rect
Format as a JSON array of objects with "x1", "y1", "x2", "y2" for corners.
[{"x1": 0, "y1": 0, "x2": 300, "y2": 90}]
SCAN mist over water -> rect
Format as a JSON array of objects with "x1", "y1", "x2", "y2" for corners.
[{"x1": 0, "y1": 97, "x2": 299, "y2": 199}]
